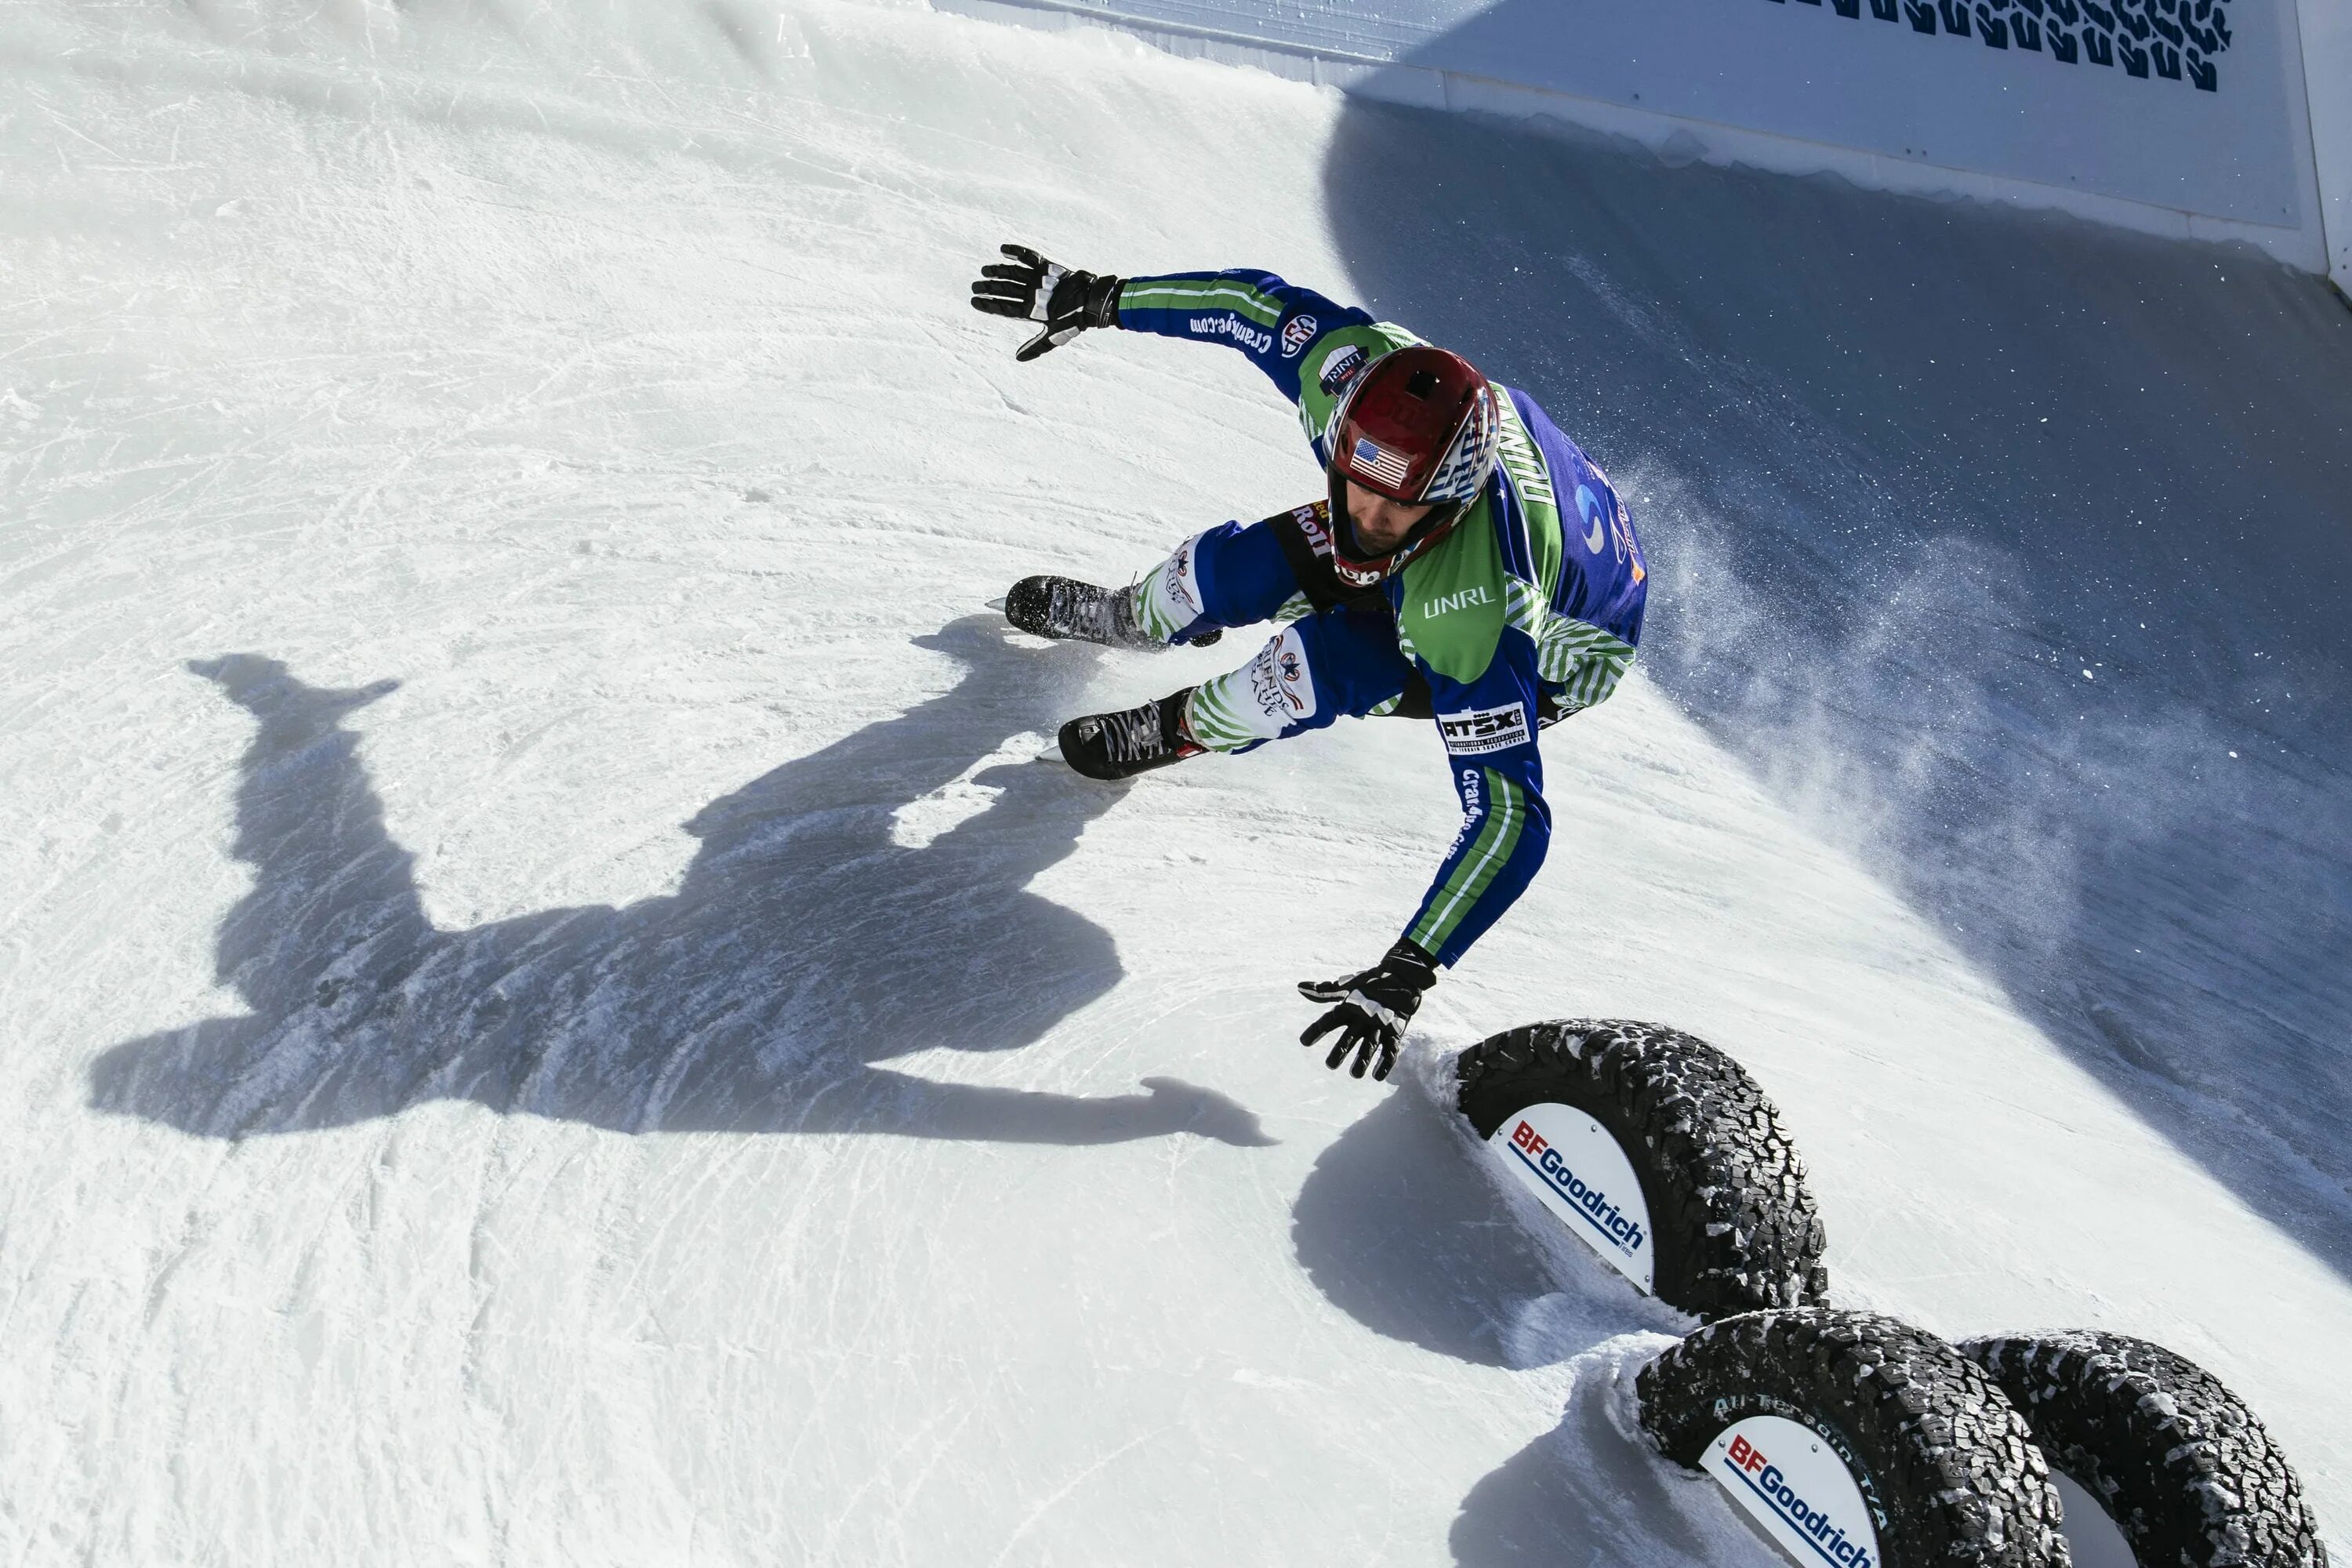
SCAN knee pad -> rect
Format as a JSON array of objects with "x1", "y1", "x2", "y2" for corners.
[
  {"x1": 1131, "y1": 529, "x2": 1219, "y2": 643},
  {"x1": 1188, "y1": 622, "x2": 1321, "y2": 751}
]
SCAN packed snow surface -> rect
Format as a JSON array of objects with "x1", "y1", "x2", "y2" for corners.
[{"x1": 2, "y1": 0, "x2": 2349, "y2": 1562}]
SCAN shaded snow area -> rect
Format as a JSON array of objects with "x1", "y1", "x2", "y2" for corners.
[{"x1": 2, "y1": 0, "x2": 2348, "y2": 1561}]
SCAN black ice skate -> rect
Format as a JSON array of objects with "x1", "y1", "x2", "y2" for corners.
[
  {"x1": 1058, "y1": 688, "x2": 1207, "y2": 780},
  {"x1": 1001, "y1": 575, "x2": 1217, "y2": 650}
]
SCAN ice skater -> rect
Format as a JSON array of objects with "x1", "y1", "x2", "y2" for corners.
[{"x1": 972, "y1": 246, "x2": 1648, "y2": 1083}]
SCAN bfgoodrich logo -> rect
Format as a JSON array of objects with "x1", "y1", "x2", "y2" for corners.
[
  {"x1": 1507, "y1": 1119, "x2": 1646, "y2": 1255},
  {"x1": 1722, "y1": 1431, "x2": 1877, "y2": 1568}
]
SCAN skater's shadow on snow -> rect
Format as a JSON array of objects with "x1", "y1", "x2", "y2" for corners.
[
  {"x1": 1290, "y1": 1083, "x2": 1683, "y2": 1368},
  {"x1": 1291, "y1": 1090, "x2": 1562, "y2": 1367},
  {"x1": 1448, "y1": 1381, "x2": 1747, "y2": 1568},
  {"x1": 88, "y1": 617, "x2": 1271, "y2": 1149},
  {"x1": 1293, "y1": 1089, "x2": 1727, "y2": 1565}
]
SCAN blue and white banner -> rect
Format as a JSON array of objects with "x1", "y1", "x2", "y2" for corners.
[{"x1": 954, "y1": 0, "x2": 2336, "y2": 269}]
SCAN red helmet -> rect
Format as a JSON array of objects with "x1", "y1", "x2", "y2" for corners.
[{"x1": 1323, "y1": 345, "x2": 1500, "y2": 571}]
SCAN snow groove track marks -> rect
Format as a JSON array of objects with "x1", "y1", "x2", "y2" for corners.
[
  {"x1": 1641, "y1": 1308, "x2": 2070, "y2": 1567},
  {"x1": 1963, "y1": 1330, "x2": 2331, "y2": 1567},
  {"x1": 1457, "y1": 1018, "x2": 1829, "y2": 1319}
]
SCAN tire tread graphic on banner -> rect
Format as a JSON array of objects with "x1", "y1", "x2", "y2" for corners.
[{"x1": 1773, "y1": 0, "x2": 2230, "y2": 89}]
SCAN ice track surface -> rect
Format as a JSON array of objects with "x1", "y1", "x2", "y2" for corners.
[{"x1": 2, "y1": 0, "x2": 2348, "y2": 1562}]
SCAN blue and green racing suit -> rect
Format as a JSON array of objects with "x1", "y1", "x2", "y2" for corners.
[{"x1": 1107, "y1": 269, "x2": 1649, "y2": 968}]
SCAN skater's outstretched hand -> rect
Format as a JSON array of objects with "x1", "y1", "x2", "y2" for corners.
[
  {"x1": 970, "y1": 244, "x2": 1123, "y2": 362},
  {"x1": 1298, "y1": 939, "x2": 1438, "y2": 1083}
]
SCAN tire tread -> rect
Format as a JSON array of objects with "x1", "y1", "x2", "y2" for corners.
[
  {"x1": 1457, "y1": 1019, "x2": 1828, "y2": 1319},
  {"x1": 1641, "y1": 1307, "x2": 2069, "y2": 1566},
  {"x1": 1961, "y1": 1330, "x2": 2328, "y2": 1567}
]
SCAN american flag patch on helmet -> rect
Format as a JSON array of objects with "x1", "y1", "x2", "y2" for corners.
[{"x1": 1349, "y1": 436, "x2": 1413, "y2": 491}]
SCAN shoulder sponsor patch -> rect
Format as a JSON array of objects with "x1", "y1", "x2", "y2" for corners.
[
  {"x1": 1439, "y1": 702, "x2": 1530, "y2": 756},
  {"x1": 1317, "y1": 343, "x2": 1367, "y2": 396},
  {"x1": 1280, "y1": 314, "x2": 1319, "y2": 358}
]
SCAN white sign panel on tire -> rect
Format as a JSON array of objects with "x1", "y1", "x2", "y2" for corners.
[
  {"x1": 1485, "y1": 1103, "x2": 1654, "y2": 1291},
  {"x1": 1706, "y1": 1414, "x2": 1883, "y2": 1568}
]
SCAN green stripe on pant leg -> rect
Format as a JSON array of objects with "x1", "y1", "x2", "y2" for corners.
[{"x1": 1407, "y1": 771, "x2": 1523, "y2": 954}]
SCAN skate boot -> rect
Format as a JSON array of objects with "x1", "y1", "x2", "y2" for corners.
[
  {"x1": 1002, "y1": 575, "x2": 1218, "y2": 650},
  {"x1": 1058, "y1": 688, "x2": 1207, "y2": 780}
]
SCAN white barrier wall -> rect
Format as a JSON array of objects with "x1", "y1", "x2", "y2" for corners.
[
  {"x1": 949, "y1": 0, "x2": 2341, "y2": 274},
  {"x1": 2305, "y1": 0, "x2": 2352, "y2": 291}
]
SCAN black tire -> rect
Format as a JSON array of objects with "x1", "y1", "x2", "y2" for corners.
[
  {"x1": 1455, "y1": 1018, "x2": 1828, "y2": 1320},
  {"x1": 1640, "y1": 1307, "x2": 2070, "y2": 1567},
  {"x1": 1960, "y1": 1331, "x2": 2329, "y2": 1568}
]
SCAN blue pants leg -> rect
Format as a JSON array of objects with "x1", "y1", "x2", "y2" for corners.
[
  {"x1": 1129, "y1": 518, "x2": 1306, "y2": 643},
  {"x1": 1184, "y1": 602, "x2": 1415, "y2": 753}
]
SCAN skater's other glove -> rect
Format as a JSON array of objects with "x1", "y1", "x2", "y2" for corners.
[
  {"x1": 970, "y1": 244, "x2": 1123, "y2": 362},
  {"x1": 1298, "y1": 938, "x2": 1438, "y2": 1083}
]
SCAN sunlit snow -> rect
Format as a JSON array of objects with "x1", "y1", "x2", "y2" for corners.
[{"x1": 3, "y1": 0, "x2": 2347, "y2": 1562}]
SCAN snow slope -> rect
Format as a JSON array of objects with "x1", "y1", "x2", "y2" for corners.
[{"x1": 2, "y1": 0, "x2": 2347, "y2": 1562}]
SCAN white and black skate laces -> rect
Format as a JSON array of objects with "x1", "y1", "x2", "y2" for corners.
[
  {"x1": 1038, "y1": 579, "x2": 1163, "y2": 651},
  {"x1": 1095, "y1": 702, "x2": 1170, "y2": 765}
]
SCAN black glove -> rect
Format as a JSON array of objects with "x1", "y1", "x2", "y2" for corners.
[
  {"x1": 970, "y1": 244, "x2": 1123, "y2": 362},
  {"x1": 1298, "y1": 938, "x2": 1439, "y2": 1082}
]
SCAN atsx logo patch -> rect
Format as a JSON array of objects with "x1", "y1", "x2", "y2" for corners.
[{"x1": 1438, "y1": 702, "x2": 1529, "y2": 757}]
